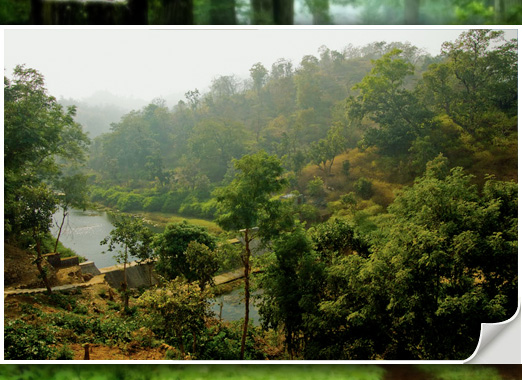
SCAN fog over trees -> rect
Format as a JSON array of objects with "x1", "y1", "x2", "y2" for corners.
[{"x1": 4, "y1": 30, "x2": 518, "y2": 361}]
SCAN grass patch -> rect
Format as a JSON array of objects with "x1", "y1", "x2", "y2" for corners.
[
  {"x1": 418, "y1": 365, "x2": 503, "y2": 380},
  {"x1": 139, "y1": 211, "x2": 223, "y2": 235}
]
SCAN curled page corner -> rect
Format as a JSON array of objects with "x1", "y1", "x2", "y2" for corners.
[{"x1": 464, "y1": 301, "x2": 521, "y2": 364}]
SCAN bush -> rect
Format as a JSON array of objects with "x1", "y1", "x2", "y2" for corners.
[
  {"x1": 354, "y1": 177, "x2": 373, "y2": 200},
  {"x1": 307, "y1": 177, "x2": 325, "y2": 198},
  {"x1": 117, "y1": 193, "x2": 145, "y2": 212},
  {"x1": 55, "y1": 344, "x2": 74, "y2": 360},
  {"x1": 5, "y1": 320, "x2": 57, "y2": 360},
  {"x1": 161, "y1": 191, "x2": 185, "y2": 213},
  {"x1": 298, "y1": 203, "x2": 320, "y2": 225},
  {"x1": 143, "y1": 194, "x2": 166, "y2": 212},
  {"x1": 342, "y1": 160, "x2": 351, "y2": 176}
]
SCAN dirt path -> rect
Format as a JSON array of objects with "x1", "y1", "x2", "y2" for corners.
[
  {"x1": 4, "y1": 274, "x2": 106, "y2": 296},
  {"x1": 4, "y1": 266, "x2": 260, "y2": 297}
]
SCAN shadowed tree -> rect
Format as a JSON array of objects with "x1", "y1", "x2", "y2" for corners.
[
  {"x1": 162, "y1": 0, "x2": 193, "y2": 24},
  {"x1": 210, "y1": 0, "x2": 236, "y2": 24},
  {"x1": 274, "y1": 0, "x2": 294, "y2": 24},
  {"x1": 128, "y1": 0, "x2": 148, "y2": 24}
]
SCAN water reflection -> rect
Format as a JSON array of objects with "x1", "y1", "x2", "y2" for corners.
[
  {"x1": 50, "y1": 208, "x2": 126, "y2": 268},
  {"x1": 211, "y1": 288, "x2": 262, "y2": 325}
]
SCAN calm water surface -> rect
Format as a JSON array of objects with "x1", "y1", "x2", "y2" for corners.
[{"x1": 50, "y1": 208, "x2": 126, "y2": 268}]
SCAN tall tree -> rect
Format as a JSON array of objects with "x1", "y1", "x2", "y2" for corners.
[
  {"x1": 213, "y1": 151, "x2": 288, "y2": 359},
  {"x1": 101, "y1": 214, "x2": 154, "y2": 309},
  {"x1": 4, "y1": 65, "x2": 89, "y2": 287}
]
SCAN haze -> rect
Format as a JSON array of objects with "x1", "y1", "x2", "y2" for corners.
[{"x1": 4, "y1": 28, "x2": 517, "y2": 105}]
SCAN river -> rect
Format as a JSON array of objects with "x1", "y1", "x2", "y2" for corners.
[
  {"x1": 50, "y1": 208, "x2": 261, "y2": 325},
  {"x1": 50, "y1": 208, "x2": 124, "y2": 268}
]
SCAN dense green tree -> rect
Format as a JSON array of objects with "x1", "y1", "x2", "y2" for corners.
[
  {"x1": 185, "y1": 241, "x2": 220, "y2": 291},
  {"x1": 213, "y1": 151, "x2": 288, "y2": 359},
  {"x1": 153, "y1": 221, "x2": 217, "y2": 282},
  {"x1": 316, "y1": 155, "x2": 517, "y2": 359},
  {"x1": 423, "y1": 30, "x2": 517, "y2": 143},
  {"x1": 189, "y1": 119, "x2": 250, "y2": 181},
  {"x1": 348, "y1": 49, "x2": 433, "y2": 157},
  {"x1": 15, "y1": 184, "x2": 58, "y2": 294},
  {"x1": 4, "y1": 65, "x2": 89, "y2": 290},
  {"x1": 259, "y1": 226, "x2": 322, "y2": 358}
]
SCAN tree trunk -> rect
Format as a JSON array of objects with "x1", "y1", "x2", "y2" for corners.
[
  {"x1": 240, "y1": 228, "x2": 251, "y2": 360},
  {"x1": 127, "y1": 0, "x2": 149, "y2": 24},
  {"x1": 210, "y1": 0, "x2": 236, "y2": 24},
  {"x1": 404, "y1": 0, "x2": 420, "y2": 24},
  {"x1": 54, "y1": 209, "x2": 68, "y2": 253},
  {"x1": 162, "y1": 0, "x2": 194, "y2": 24},
  {"x1": 85, "y1": 2, "x2": 118, "y2": 24},
  {"x1": 30, "y1": 0, "x2": 43, "y2": 23},
  {"x1": 251, "y1": 0, "x2": 274, "y2": 23},
  {"x1": 178, "y1": 330, "x2": 185, "y2": 357},
  {"x1": 273, "y1": 0, "x2": 293, "y2": 24},
  {"x1": 42, "y1": 1, "x2": 84, "y2": 24},
  {"x1": 34, "y1": 233, "x2": 52, "y2": 294},
  {"x1": 123, "y1": 246, "x2": 129, "y2": 309}
]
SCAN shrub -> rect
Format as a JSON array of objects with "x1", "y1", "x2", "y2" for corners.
[
  {"x1": 117, "y1": 193, "x2": 145, "y2": 212},
  {"x1": 354, "y1": 177, "x2": 373, "y2": 200},
  {"x1": 307, "y1": 177, "x2": 325, "y2": 198},
  {"x1": 161, "y1": 191, "x2": 185, "y2": 213},
  {"x1": 342, "y1": 160, "x2": 351, "y2": 176},
  {"x1": 298, "y1": 203, "x2": 320, "y2": 225},
  {"x1": 55, "y1": 344, "x2": 74, "y2": 360},
  {"x1": 143, "y1": 195, "x2": 165, "y2": 212},
  {"x1": 5, "y1": 320, "x2": 57, "y2": 360}
]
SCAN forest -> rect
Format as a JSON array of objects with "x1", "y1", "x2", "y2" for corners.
[
  {"x1": 3, "y1": 29, "x2": 518, "y2": 361},
  {"x1": 1, "y1": 0, "x2": 522, "y2": 25}
]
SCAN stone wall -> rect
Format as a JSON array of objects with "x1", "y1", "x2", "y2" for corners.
[
  {"x1": 44, "y1": 253, "x2": 80, "y2": 268},
  {"x1": 100, "y1": 261, "x2": 159, "y2": 289}
]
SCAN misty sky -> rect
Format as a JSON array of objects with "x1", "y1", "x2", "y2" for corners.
[{"x1": 4, "y1": 28, "x2": 518, "y2": 105}]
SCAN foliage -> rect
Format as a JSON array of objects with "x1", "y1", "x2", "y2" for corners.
[
  {"x1": 54, "y1": 345, "x2": 74, "y2": 360},
  {"x1": 101, "y1": 213, "x2": 155, "y2": 308},
  {"x1": 354, "y1": 177, "x2": 373, "y2": 200},
  {"x1": 259, "y1": 226, "x2": 321, "y2": 358},
  {"x1": 185, "y1": 241, "x2": 220, "y2": 290},
  {"x1": 306, "y1": 177, "x2": 325, "y2": 198},
  {"x1": 153, "y1": 221, "x2": 217, "y2": 282},
  {"x1": 308, "y1": 125, "x2": 345, "y2": 178},
  {"x1": 213, "y1": 151, "x2": 290, "y2": 359},
  {"x1": 312, "y1": 155, "x2": 517, "y2": 359},
  {"x1": 4, "y1": 320, "x2": 57, "y2": 360},
  {"x1": 139, "y1": 279, "x2": 213, "y2": 357}
]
